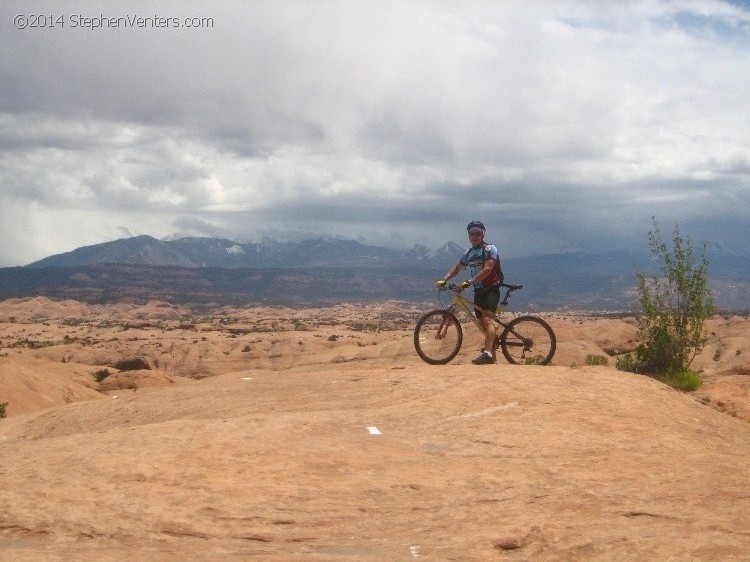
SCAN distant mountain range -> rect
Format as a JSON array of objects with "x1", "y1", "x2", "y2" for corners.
[
  {"x1": 26, "y1": 235, "x2": 466, "y2": 269},
  {"x1": 2, "y1": 235, "x2": 747, "y2": 311}
]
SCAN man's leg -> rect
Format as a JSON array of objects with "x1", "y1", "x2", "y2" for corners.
[
  {"x1": 481, "y1": 314, "x2": 496, "y2": 361},
  {"x1": 472, "y1": 310, "x2": 497, "y2": 364}
]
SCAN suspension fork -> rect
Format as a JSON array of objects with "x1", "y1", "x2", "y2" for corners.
[{"x1": 437, "y1": 305, "x2": 457, "y2": 338}]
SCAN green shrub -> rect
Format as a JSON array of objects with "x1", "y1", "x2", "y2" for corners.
[
  {"x1": 93, "y1": 369, "x2": 112, "y2": 382},
  {"x1": 523, "y1": 354, "x2": 548, "y2": 365},
  {"x1": 585, "y1": 354, "x2": 608, "y2": 366},
  {"x1": 616, "y1": 353, "x2": 639, "y2": 373},
  {"x1": 617, "y1": 356, "x2": 701, "y2": 391},
  {"x1": 663, "y1": 370, "x2": 702, "y2": 392},
  {"x1": 629, "y1": 219, "x2": 713, "y2": 390}
]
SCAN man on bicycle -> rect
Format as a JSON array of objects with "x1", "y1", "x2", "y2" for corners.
[{"x1": 436, "y1": 220, "x2": 503, "y2": 364}]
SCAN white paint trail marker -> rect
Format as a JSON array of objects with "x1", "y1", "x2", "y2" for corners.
[
  {"x1": 367, "y1": 426, "x2": 382, "y2": 436},
  {"x1": 450, "y1": 402, "x2": 518, "y2": 420}
]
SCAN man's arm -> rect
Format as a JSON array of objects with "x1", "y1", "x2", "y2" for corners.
[
  {"x1": 441, "y1": 262, "x2": 464, "y2": 282},
  {"x1": 469, "y1": 258, "x2": 497, "y2": 285}
]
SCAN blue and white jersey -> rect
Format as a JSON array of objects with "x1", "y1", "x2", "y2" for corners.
[{"x1": 460, "y1": 243, "x2": 501, "y2": 289}]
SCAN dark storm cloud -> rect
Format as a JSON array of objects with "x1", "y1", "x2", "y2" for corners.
[{"x1": 0, "y1": 0, "x2": 749, "y2": 266}]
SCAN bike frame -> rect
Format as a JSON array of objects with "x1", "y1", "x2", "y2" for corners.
[{"x1": 437, "y1": 284, "x2": 518, "y2": 339}]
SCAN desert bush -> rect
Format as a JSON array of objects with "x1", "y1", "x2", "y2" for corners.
[
  {"x1": 348, "y1": 321, "x2": 380, "y2": 332},
  {"x1": 0, "y1": 401, "x2": 7, "y2": 418},
  {"x1": 524, "y1": 354, "x2": 548, "y2": 365},
  {"x1": 585, "y1": 354, "x2": 609, "y2": 366},
  {"x1": 619, "y1": 219, "x2": 713, "y2": 390},
  {"x1": 616, "y1": 353, "x2": 638, "y2": 373},
  {"x1": 114, "y1": 357, "x2": 152, "y2": 371},
  {"x1": 663, "y1": 370, "x2": 702, "y2": 391},
  {"x1": 94, "y1": 369, "x2": 112, "y2": 382},
  {"x1": 9, "y1": 339, "x2": 44, "y2": 349}
]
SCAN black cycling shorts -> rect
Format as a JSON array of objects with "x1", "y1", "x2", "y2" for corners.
[{"x1": 474, "y1": 285, "x2": 501, "y2": 319}]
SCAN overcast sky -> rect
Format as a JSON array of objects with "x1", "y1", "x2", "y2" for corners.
[{"x1": 1, "y1": 0, "x2": 749, "y2": 266}]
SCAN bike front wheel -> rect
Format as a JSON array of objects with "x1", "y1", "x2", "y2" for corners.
[
  {"x1": 414, "y1": 310, "x2": 463, "y2": 364},
  {"x1": 499, "y1": 315, "x2": 556, "y2": 365}
]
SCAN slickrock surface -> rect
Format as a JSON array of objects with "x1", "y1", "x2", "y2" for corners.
[{"x1": 1, "y1": 297, "x2": 748, "y2": 560}]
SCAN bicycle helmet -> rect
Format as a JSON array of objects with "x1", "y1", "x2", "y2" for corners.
[{"x1": 467, "y1": 220, "x2": 485, "y2": 232}]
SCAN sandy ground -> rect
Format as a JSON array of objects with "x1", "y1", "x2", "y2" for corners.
[{"x1": 0, "y1": 297, "x2": 749, "y2": 560}]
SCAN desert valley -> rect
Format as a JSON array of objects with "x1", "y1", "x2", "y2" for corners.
[{"x1": 1, "y1": 296, "x2": 749, "y2": 560}]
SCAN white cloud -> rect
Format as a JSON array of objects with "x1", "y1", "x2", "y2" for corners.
[{"x1": 1, "y1": 0, "x2": 749, "y2": 265}]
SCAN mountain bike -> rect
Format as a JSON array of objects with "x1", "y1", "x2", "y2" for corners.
[{"x1": 414, "y1": 283, "x2": 556, "y2": 365}]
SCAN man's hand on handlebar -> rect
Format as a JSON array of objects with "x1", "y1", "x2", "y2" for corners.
[{"x1": 435, "y1": 279, "x2": 472, "y2": 291}]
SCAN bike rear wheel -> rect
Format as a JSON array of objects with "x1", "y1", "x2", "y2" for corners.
[
  {"x1": 414, "y1": 310, "x2": 463, "y2": 364},
  {"x1": 499, "y1": 315, "x2": 556, "y2": 365}
]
